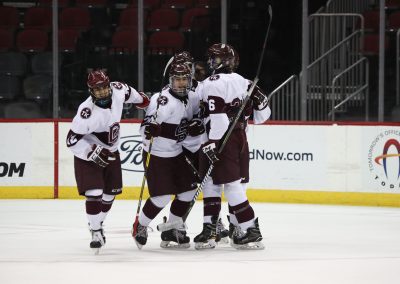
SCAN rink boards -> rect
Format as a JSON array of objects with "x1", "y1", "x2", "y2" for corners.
[{"x1": 0, "y1": 120, "x2": 400, "y2": 206}]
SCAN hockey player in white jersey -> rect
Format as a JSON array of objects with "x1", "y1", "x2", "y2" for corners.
[
  {"x1": 173, "y1": 50, "x2": 230, "y2": 243},
  {"x1": 66, "y1": 69, "x2": 149, "y2": 254},
  {"x1": 132, "y1": 63, "x2": 206, "y2": 249},
  {"x1": 193, "y1": 43, "x2": 271, "y2": 250}
]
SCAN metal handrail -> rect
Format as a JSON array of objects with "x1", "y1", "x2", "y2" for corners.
[
  {"x1": 329, "y1": 57, "x2": 369, "y2": 120},
  {"x1": 308, "y1": 14, "x2": 364, "y2": 62},
  {"x1": 325, "y1": 0, "x2": 375, "y2": 13},
  {"x1": 268, "y1": 75, "x2": 299, "y2": 120},
  {"x1": 308, "y1": 29, "x2": 363, "y2": 69}
]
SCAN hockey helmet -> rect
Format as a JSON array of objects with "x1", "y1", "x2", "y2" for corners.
[
  {"x1": 169, "y1": 63, "x2": 192, "y2": 97},
  {"x1": 206, "y1": 43, "x2": 237, "y2": 74},
  {"x1": 87, "y1": 70, "x2": 112, "y2": 107}
]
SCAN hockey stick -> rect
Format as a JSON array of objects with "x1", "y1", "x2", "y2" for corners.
[
  {"x1": 132, "y1": 56, "x2": 175, "y2": 237},
  {"x1": 157, "y1": 5, "x2": 273, "y2": 232}
]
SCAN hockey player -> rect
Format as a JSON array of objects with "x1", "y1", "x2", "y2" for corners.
[
  {"x1": 172, "y1": 51, "x2": 230, "y2": 244},
  {"x1": 193, "y1": 43, "x2": 271, "y2": 250},
  {"x1": 133, "y1": 63, "x2": 206, "y2": 249},
  {"x1": 66, "y1": 69, "x2": 149, "y2": 254}
]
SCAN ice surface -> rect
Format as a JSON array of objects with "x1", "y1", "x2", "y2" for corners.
[{"x1": 1, "y1": 200, "x2": 400, "y2": 284}]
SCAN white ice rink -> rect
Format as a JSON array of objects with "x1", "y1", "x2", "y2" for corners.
[{"x1": 1, "y1": 200, "x2": 400, "y2": 284}]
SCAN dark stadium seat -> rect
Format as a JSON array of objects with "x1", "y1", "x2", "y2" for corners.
[
  {"x1": 58, "y1": 29, "x2": 80, "y2": 52},
  {"x1": 24, "y1": 7, "x2": 53, "y2": 31},
  {"x1": 23, "y1": 74, "x2": 52, "y2": 100},
  {"x1": 0, "y1": 75, "x2": 21, "y2": 100},
  {"x1": 60, "y1": 7, "x2": 91, "y2": 32},
  {"x1": 0, "y1": 29, "x2": 14, "y2": 51},
  {"x1": 118, "y1": 8, "x2": 148, "y2": 30},
  {"x1": 180, "y1": 7, "x2": 209, "y2": 32},
  {"x1": 387, "y1": 11, "x2": 400, "y2": 32},
  {"x1": 147, "y1": 8, "x2": 180, "y2": 31},
  {"x1": 161, "y1": 0, "x2": 194, "y2": 9},
  {"x1": 148, "y1": 30, "x2": 184, "y2": 54},
  {"x1": 16, "y1": 29, "x2": 49, "y2": 52},
  {"x1": 31, "y1": 52, "x2": 54, "y2": 75},
  {"x1": 4, "y1": 101, "x2": 44, "y2": 118},
  {"x1": 110, "y1": 28, "x2": 139, "y2": 54},
  {"x1": 0, "y1": 52, "x2": 28, "y2": 76},
  {"x1": 0, "y1": 6, "x2": 19, "y2": 31}
]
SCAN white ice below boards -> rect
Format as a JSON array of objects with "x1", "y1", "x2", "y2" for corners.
[{"x1": 0, "y1": 200, "x2": 400, "y2": 284}]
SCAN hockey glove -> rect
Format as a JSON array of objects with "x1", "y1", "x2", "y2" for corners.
[
  {"x1": 187, "y1": 118, "x2": 205, "y2": 136},
  {"x1": 202, "y1": 140, "x2": 219, "y2": 163},
  {"x1": 135, "y1": 92, "x2": 150, "y2": 109},
  {"x1": 251, "y1": 85, "x2": 269, "y2": 111},
  {"x1": 144, "y1": 122, "x2": 161, "y2": 140},
  {"x1": 87, "y1": 144, "x2": 116, "y2": 168}
]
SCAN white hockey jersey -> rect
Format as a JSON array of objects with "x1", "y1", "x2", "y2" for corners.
[
  {"x1": 199, "y1": 72, "x2": 271, "y2": 140},
  {"x1": 66, "y1": 82, "x2": 144, "y2": 160},
  {"x1": 140, "y1": 86, "x2": 205, "y2": 158}
]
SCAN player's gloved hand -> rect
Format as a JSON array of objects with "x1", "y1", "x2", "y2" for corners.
[
  {"x1": 135, "y1": 92, "x2": 150, "y2": 109},
  {"x1": 144, "y1": 122, "x2": 161, "y2": 140},
  {"x1": 251, "y1": 85, "x2": 269, "y2": 110},
  {"x1": 87, "y1": 144, "x2": 116, "y2": 168},
  {"x1": 202, "y1": 140, "x2": 219, "y2": 163},
  {"x1": 187, "y1": 118, "x2": 205, "y2": 136}
]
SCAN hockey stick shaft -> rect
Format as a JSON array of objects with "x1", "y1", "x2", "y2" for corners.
[
  {"x1": 157, "y1": 7, "x2": 273, "y2": 232},
  {"x1": 132, "y1": 56, "x2": 174, "y2": 236}
]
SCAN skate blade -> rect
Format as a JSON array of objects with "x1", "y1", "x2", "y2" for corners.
[
  {"x1": 231, "y1": 241, "x2": 265, "y2": 250},
  {"x1": 194, "y1": 240, "x2": 217, "y2": 250},
  {"x1": 134, "y1": 240, "x2": 144, "y2": 250},
  {"x1": 217, "y1": 236, "x2": 229, "y2": 244},
  {"x1": 160, "y1": 241, "x2": 190, "y2": 249},
  {"x1": 92, "y1": 247, "x2": 100, "y2": 255}
]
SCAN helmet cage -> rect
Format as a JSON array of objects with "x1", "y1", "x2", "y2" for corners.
[
  {"x1": 169, "y1": 64, "x2": 192, "y2": 97},
  {"x1": 207, "y1": 43, "x2": 237, "y2": 73},
  {"x1": 87, "y1": 70, "x2": 112, "y2": 105}
]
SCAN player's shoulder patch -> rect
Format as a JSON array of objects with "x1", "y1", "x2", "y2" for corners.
[
  {"x1": 111, "y1": 81, "x2": 124, "y2": 90},
  {"x1": 209, "y1": 74, "x2": 220, "y2": 81},
  {"x1": 80, "y1": 107, "x2": 92, "y2": 119},
  {"x1": 157, "y1": 95, "x2": 168, "y2": 106}
]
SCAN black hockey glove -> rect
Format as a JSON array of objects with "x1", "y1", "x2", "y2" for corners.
[
  {"x1": 187, "y1": 118, "x2": 205, "y2": 136},
  {"x1": 87, "y1": 144, "x2": 116, "y2": 168},
  {"x1": 144, "y1": 122, "x2": 161, "y2": 140},
  {"x1": 202, "y1": 140, "x2": 219, "y2": 163},
  {"x1": 251, "y1": 85, "x2": 269, "y2": 111}
]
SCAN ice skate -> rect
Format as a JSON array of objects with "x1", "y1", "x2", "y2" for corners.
[
  {"x1": 216, "y1": 218, "x2": 229, "y2": 244},
  {"x1": 90, "y1": 228, "x2": 105, "y2": 255},
  {"x1": 160, "y1": 228, "x2": 190, "y2": 249},
  {"x1": 132, "y1": 222, "x2": 148, "y2": 250},
  {"x1": 193, "y1": 222, "x2": 217, "y2": 250},
  {"x1": 231, "y1": 218, "x2": 265, "y2": 250}
]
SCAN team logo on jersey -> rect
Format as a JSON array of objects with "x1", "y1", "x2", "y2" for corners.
[
  {"x1": 109, "y1": 123, "x2": 120, "y2": 145},
  {"x1": 80, "y1": 108, "x2": 91, "y2": 119},
  {"x1": 175, "y1": 118, "x2": 189, "y2": 142},
  {"x1": 209, "y1": 74, "x2": 220, "y2": 81},
  {"x1": 111, "y1": 82, "x2": 123, "y2": 89},
  {"x1": 157, "y1": 95, "x2": 168, "y2": 106},
  {"x1": 66, "y1": 134, "x2": 78, "y2": 147}
]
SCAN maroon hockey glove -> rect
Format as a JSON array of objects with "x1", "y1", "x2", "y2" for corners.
[
  {"x1": 187, "y1": 118, "x2": 205, "y2": 136},
  {"x1": 135, "y1": 92, "x2": 150, "y2": 109},
  {"x1": 202, "y1": 140, "x2": 219, "y2": 163},
  {"x1": 251, "y1": 85, "x2": 269, "y2": 110},
  {"x1": 87, "y1": 144, "x2": 116, "y2": 168},
  {"x1": 144, "y1": 122, "x2": 161, "y2": 140}
]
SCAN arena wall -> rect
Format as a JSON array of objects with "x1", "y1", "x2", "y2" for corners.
[{"x1": 1, "y1": 120, "x2": 400, "y2": 206}]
